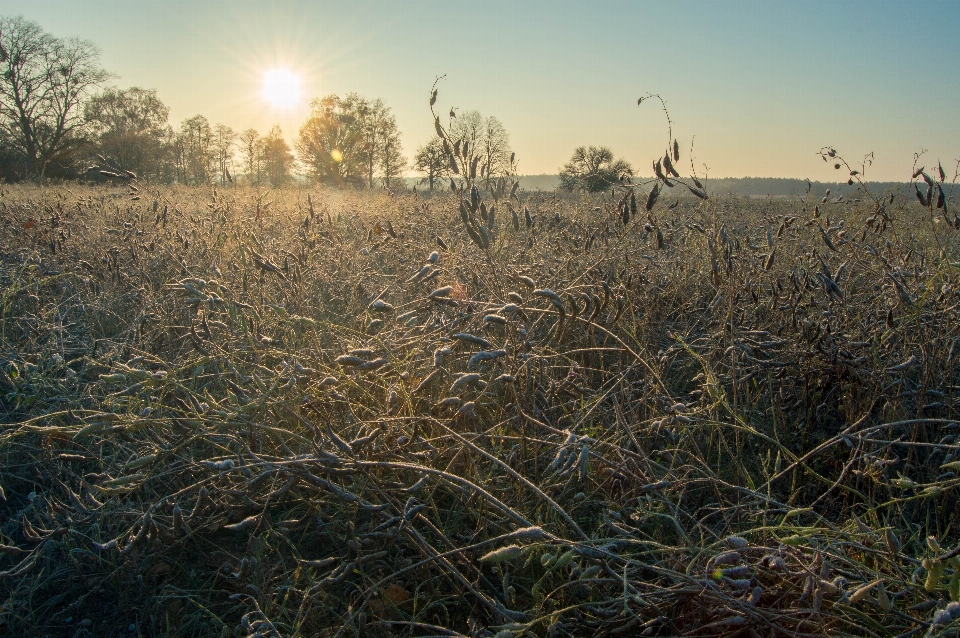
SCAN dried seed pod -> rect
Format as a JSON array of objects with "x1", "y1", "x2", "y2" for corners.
[
  {"x1": 121, "y1": 511, "x2": 152, "y2": 556},
  {"x1": 578, "y1": 444, "x2": 589, "y2": 481},
  {"x1": 886, "y1": 354, "x2": 917, "y2": 372},
  {"x1": 477, "y1": 224, "x2": 490, "y2": 249},
  {"x1": 924, "y1": 558, "x2": 943, "y2": 591},
  {"x1": 429, "y1": 286, "x2": 453, "y2": 299},
  {"x1": 453, "y1": 332, "x2": 493, "y2": 348},
  {"x1": 646, "y1": 183, "x2": 660, "y2": 211},
  {"x1": 172, "y1": 505, "x2": 184, "y2": 534},
  {"x1": 224, "y1": 515, "x2": 260, "y2": 532},
  {"x1": 533, "y1": 288, "x2": 563, "y2": 305},
  {"x1": 480, "y1": 545, "x2": 523, "y2": 563},
  {"x1": 876, "y1": 582, "x2": 892, "y2": 611},
  {"x1": 356, "y1": 357, "x2": 388, "y2": 371},
  {"x1": 764, "y1": 248, "x2": 776, "y2": 271},
  {"x1": 465, "y1": 223, "x2": 486, "y2": 249},
  {"x1": 450, "y1": 374, "x2": 483, "y2": 395},
  {"x1": 933, "y1": 609, "x2": 954, "y2": 626},
  {"x1": 663, "y1": 152, "x2": 679, "y2": 178},
  {"x1": 413, "y1": 368, "x2": 443, "y2": 394},
  {"x1": 368, "y1": 299, "x2": 394, "y2": 313},
  {"x1": 725, "y1": 577, "x2": 753, "y2": 590},
  {"x1": 848, "y1": 580, "x2": 880, "y2": 604},
  {"x1": 726, "y1": 536, "x2": 748, "y2": 549},
  {"x1": 713, "y1": 550, "x2": 741, "y2": 565},
  {"x1": 818, "y1": 224, "x2": 837, "y2": 251}
]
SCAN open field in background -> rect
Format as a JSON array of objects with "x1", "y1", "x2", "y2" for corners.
[
  {"x1": 411, "y1": 177, "x2": 928, "y2": 198},
  {"x1": 0, "y1": 180, "x2": 958, "y2": 637}
]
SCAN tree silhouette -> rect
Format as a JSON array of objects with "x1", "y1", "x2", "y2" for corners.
[
  {"x1": 84, "y1": 86, "x2": 173, "y2": 182},
  {"x1": 413, "y1": 138, "x2": 449, "y2": 191},
  {"x1": 297, "y1": 93, "x2": 403, "y2": 188},
  {"x1": 0, "y1": 15, "x2": 110, "y2": 177},
  {"x1": 559, "y1": 145, "x2": 633, "y2": 192},
  {"x1": 262, "y1": 125, "x2": 293, "y2": 187}
]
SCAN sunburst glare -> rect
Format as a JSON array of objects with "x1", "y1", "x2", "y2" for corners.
[{"x1": 260, "y1": 69, "x2": 302, "y2": 109}]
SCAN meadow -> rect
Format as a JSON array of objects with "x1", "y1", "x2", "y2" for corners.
[{"x1": 0, "y1": 175, "x2": 958, "y2": 637}]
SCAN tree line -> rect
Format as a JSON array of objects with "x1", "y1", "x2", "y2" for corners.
[
  {"x1": 2, "y1": 13, "x2": 638, "y2": 192},
  {"x1": 0, "y1": 15, "x2": 522, "y2": 190}
]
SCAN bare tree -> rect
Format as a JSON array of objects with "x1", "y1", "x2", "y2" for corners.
[
  {"x1": 213, "y1": 123, "x2": 235, "y2": 185},
  {"x1": 380, "y1": 134, "x2": 407, "y2": 189},
  {"x1": 359, "y1": 98, "x2": 386, "y2": 188},
  {"x1": 238, "y1": 128, "x2": 263, "y2": 186},
  {"x1": 355, "y1": 98, "x2": 404, "y2": 189},
  {"x1": 448, "y1": 110, "x2": 513, "y2": 189},
  {"x1": 261, "y1": 125, "x2": 293, "y2": 187},
  {"x1": 413, "y1": 137, "x2": 448, "y2": 191},
  {"x1": 296, "y1": 95, "x2": 365, "y2": 186},
  {"x1": 175, "y1": 115, "x2": 214, "y2": 185},
  {"x1": 478, "y1": 116, "x2": 512, "y2": 188},
  {"x1": 84, "y1": 86, "x2": 173, "y2": 182},
  {"x1": 0, "y1": 15, "x2": 110, "y2": 177},
  {"x1": 559, "y1": 146, "x2": 633, "y2": 193},
  {"x1": 296, "y1": 93, "x2": 404, "y2": 188}
]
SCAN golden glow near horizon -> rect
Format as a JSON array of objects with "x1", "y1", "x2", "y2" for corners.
[{"x1": 260, "y1": 69, "x2": 302, "y2": 110}]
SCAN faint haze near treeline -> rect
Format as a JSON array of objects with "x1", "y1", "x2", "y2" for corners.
[{"x1": 414, "y1": 175, "x2": 917, "y2": 198}]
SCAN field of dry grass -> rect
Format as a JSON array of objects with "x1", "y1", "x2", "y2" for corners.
[{"x1": 0, "y1": 179, "x2": 958, "y2": 637}]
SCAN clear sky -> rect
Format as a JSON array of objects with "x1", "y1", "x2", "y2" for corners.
[{"x1": 1, "y1": 0, "x2": 957, "y2": 181}]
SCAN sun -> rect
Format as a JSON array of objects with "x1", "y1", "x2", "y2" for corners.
[{"x1": 261, "y1": 69, "x2": 302, "y2": 109}]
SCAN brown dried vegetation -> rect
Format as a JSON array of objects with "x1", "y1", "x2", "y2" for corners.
[{"x1": 0, "y1": 146, "x2": 959, "y2": 637}]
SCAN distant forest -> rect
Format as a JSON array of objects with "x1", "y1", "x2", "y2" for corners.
[{"x1": 446, "y1": 175, "x2": 920, "y2": 197}]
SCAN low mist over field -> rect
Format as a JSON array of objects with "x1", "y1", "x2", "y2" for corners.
[{"x1": 0, "y1": 2, "x2": 959, "y2": 637}]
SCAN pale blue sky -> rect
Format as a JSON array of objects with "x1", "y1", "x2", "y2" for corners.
[{"x1": 1, "y1": 0, "x2": 957, "y2": 180}]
